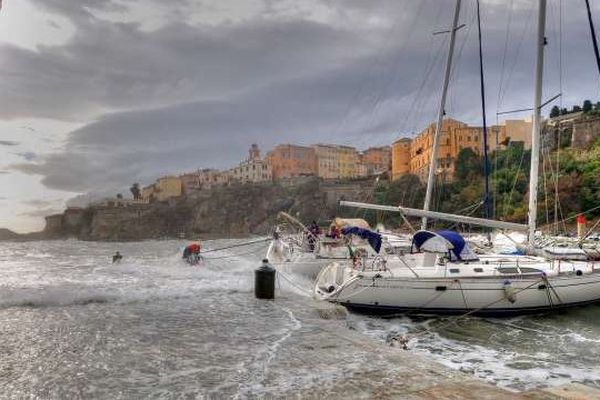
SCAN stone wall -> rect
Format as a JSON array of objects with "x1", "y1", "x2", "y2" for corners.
[{"x1": 572, "y1": 115, "x2": 600, "y2": 148}]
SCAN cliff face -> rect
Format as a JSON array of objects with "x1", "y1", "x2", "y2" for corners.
[{"x1": 71, "y1": 178, "x2": 375, "y2": 241}]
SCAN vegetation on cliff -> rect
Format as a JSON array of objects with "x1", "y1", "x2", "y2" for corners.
[{"x1": 366, "y1": 138, "x2": 600, "y2": 231}]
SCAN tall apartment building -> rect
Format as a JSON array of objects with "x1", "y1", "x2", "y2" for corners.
[{"x1": 266, "y1": 144, "x2": 316, "y2": 180}]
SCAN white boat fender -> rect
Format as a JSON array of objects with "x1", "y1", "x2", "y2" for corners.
[{"x1": 503, "y1": 280, "x2": 517, "y2": 303}]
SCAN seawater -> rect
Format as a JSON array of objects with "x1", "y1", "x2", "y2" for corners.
[{"x1": 1, "y1": 239, "x2": 600, "y2": 397}]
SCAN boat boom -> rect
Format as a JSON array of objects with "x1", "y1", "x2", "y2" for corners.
[{"x1": 339, "y1": 201, "x2": 528, "y2": 232}]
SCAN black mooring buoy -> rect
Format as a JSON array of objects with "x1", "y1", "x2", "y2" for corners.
[{"x1": 255, "y1": 258, "x2": 276, "y2": 299}]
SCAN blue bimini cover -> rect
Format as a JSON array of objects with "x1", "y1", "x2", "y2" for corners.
[
  {"x1": 412, "y1": 230, "x2": 478, "y2": 261},
  {"x1": 341, "y1": 227, "x2": 382, "y2": 253}
]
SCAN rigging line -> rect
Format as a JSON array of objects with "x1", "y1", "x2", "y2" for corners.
[
  {"x1": 447, "y1": 4, "x2": 477, "y2": 115},
  {"x1": 556, "y1": 0, "x2": 563, "y2": 233},
  {"x1": 584, "y1": 0, "x2": 600, "y2": 81},
  {"x1": 406, "y1": 38, "x2": 449, "y2": 134},
  {"x1": 541, "y1": 146, "x2": 550, "y2": 226},
  {"x1": 498, "y1": 4, "x2": 536, "y2": 110},
  {"x1": 362, "y1": 1, "x2": 429, "y2": 140},
  {"x1": 546, "y1": 203, "x2": 600, "y2": 228},
  {"x1": 502, "y1": 146, "x2": 527, "y2": 219},
  {"x1": 330, "y1": 3, "x2": 406, "y2": 141},
  {"x1": 496, "y1": 0, "x2": 515, "y2": 114},
  {"x1": 401, "y1": 1, "x2": 448, "y2": 133},
  {"x1": 496, "y1": 93, "x2": 562, "y2": 115}
]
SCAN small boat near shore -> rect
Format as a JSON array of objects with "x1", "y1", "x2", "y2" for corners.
[{"x1": 265, "y1": 212, "x2": 410, "y2": 279}]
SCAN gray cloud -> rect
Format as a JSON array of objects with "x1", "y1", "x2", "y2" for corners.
[
  {"x1": 11, "y1": 152, "x2": 37, "y2": 161},
  {"x1": 0, "y1": 140, "x2": 20, "y2": 146},
  {"x1": 5, "y1": 0, "x2": 600, "y2": 197},
  {"x1": 22, "y1": 199, "x2": 55, "y2": 207},
  {"x1": 18, "y1": 207, "x2": 64, "y2": 218}
]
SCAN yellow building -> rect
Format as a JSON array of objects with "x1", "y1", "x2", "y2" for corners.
[
  {"x1": 155, "y1": 176, "x2": 183, "y2": 201},
  {"x1": 409, "y1": 119, "x2": 467, "y2": 181},
  {"x1": 338, "y1": 145, "x2": 359, "y2": 178},
  {"x1": 141, "y1": 184, "x2": 156, "y2": 203},
  {"x1": 390, "y1": 117, "x2": 533, "y2": 182},
  {"x1": 312, "y1": 144, "x2": 359, "y2": 179},
  {"x1": 501, "y1": 118, "x2": 532, "y2": 149}
]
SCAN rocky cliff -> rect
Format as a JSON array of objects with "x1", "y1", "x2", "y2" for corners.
[{"x1": 52, "y1": 178, "x2": 375, "y2": 241}]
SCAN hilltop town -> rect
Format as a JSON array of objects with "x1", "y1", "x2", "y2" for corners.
[
  {"x1": 91, "y1": 117, "x2": 535, "y2": 206},
  {"x1": 34, "y1": 101, "x2": 600, "y2": 240}
]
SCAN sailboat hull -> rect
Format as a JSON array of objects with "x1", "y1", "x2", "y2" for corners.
[{"x1": 317, "y1": 269, "x2": 600, "y2": 317}]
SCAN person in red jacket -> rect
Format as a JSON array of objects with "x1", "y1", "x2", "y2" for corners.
[{"x1": 183, "y1": 242, "x2": 201, "y2": 265}]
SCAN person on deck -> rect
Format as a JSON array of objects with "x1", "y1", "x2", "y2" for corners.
[
  {"x1": 307, "y1": 220, "x2": 321, "y2": 251},
  {"x1": 327, "y1": 224, "x2": 341, "y2": 239}
]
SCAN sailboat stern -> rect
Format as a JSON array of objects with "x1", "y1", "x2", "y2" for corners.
[{"x1": 314, "y1": 262, "x2": 355, "y2": 300}]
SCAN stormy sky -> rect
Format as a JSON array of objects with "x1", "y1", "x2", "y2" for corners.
[{"x1": 1, "y1": 0, "x2": 599, "y2": 232}]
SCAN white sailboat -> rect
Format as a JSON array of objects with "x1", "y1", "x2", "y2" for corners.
[
  {"x1": 266, "y1": 211, "x2": 411, "y2": 279},
  {"x1": 314, "y1": 0, "x2": 600, "y2": 316}
]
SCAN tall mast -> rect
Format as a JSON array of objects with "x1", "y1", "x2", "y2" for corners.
[
  {"x1": 421, "y1": 0, "x2": 462, "y2": 230},
  {"x1": 528, "y1": 0, "x2": 547, "y2": 245},
  {"x1": 584, "y1": 0, "x2": 600, "y2": 78},
  {"x1": 476, "y1": 0, "x2": 491, "y2": 223}
]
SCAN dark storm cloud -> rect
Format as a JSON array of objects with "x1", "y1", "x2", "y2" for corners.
[
  {"x1": 5, "y1": 0, "x2": 600, "y2": 197},
  {"x1": 2, "y1": 1, "x2": 396, "y2": 121}
]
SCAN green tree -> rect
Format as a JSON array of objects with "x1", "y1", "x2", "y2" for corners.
[
  {"x1": 130, "y1": 183, "x2": 141, "y2": 200},
  {"x1": 583, "y1": 100, "x2": 593, "y2": 113},
  {"x1": 560, "y1": 108, "x2": 569, "y2": 115},
  {"x1": 454, "y1": 148, "x2": 482, "y2": 184},
  {"x1": 549, "y1": 105, "x2": 560, "y2": 118}
]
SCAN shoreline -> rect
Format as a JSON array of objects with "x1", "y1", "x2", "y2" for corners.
[{"x1": 279, "y1": 297, "x2": 600, "y2": 399}]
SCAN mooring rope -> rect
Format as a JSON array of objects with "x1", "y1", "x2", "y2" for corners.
[
  {"x1": 400, "y1": 277, "x2": 546, "y2": 346},
  {"x1": 275, "y1": 270, "x2": 313, "y2": 296},
  {"x1": 198, "y1": 237, "x2": 271, "y2": 255}
]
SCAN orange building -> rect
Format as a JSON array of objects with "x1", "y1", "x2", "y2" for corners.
[
  {"x1": 361, "y1": 146, "x2": 391, "y2": 176},
  {"x1": 267, "y1": 144, "x2": 316, "y2": 180},
  {"x1": 391, "y1": 138, "x2": 412, "y2": 180}
]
